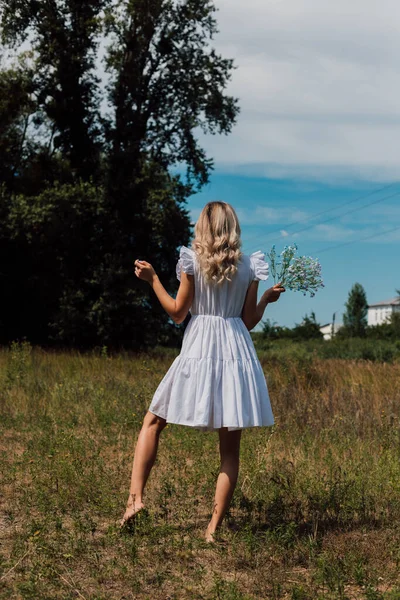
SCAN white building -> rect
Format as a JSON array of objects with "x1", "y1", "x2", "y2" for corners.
[
  {"x1": 319, "y1": 323, "x2": 342, "y2": 341},
  {"x1": 368, "y1": 297, "x2": 400, "y2": 326}
]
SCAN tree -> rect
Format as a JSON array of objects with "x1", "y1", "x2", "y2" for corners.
[
  {"x1": 342, "y1": 283, "x2": 368, "y2": 337},
  {"x1": 89, "y1": 0, "x2": 239, "y2": 347},
  {"x1": 0, "y1": 54, "x2": 37, "y2": 193},
  {"x1": 0, "y1": 0, "x2": 108, "y2": 183},
  {"x1": 62, "y1": 164, "x2": 193, "y2": 349},
  {"x1": 292, "y1": 312, "x2": 323, "y2": 341},
  {"x1": 0, "y1": 0, "x2": 239, "y2": 348},
  {"x1": 391, "y1": 312, "x2": 400, "y2": 338},
  {"x1": 1, "y1": 182, "x2": 106, "y2": 345},
  {"x1": 104, "y1": 0, "x2": 239, "y2": 202},
  {"x1": 261, "y1": 319, "x2": 293, "y2": 340}
]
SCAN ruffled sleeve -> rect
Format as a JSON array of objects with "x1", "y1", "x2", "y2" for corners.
[
  {"x1": 249, "y1": 250, "x2": 269, "y2": 282},
  {"x1": 176, "y1": 246, "x2": 195, "y2": 281}
]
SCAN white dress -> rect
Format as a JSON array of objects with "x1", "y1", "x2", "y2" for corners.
[{"x1": 148, "y1": 246, "x2": 275, "y2": 431}]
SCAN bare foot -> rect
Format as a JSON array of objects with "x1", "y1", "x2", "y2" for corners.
[
  {"x1": 120, "y1": 494, "x2": 145, "y2": 527},
  {"x1": 205, "y1": 526, "x2": 216, "y2": 543}
]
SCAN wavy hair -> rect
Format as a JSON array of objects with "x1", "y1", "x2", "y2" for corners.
[{"x1": 192, "y1": 201, "x2": 243, "y2": 284}]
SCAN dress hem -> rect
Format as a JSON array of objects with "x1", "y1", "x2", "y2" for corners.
[{"x1": 148, "y1": 409, "x2": 275, "y2": 431}]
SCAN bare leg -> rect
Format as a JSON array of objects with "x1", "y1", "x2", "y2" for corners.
[
  {"x1": 120, "y1": 411, "x2": 167, "y2": 526},
  {"x1": 205, "y1": 428, "x2": 242, "y2": 542}
]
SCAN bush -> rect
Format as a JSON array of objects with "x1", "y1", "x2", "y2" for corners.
[
  {"x1": 261, "y1": 312, "x2": 323, "y2": 342},
  {"x1": 291, "y1": 312, "x2": 323, "y2": 341},
  {"x1": 365, "y1": 313, "x2": 400, "y2": 340},
  {"x1": 253, "y1": 337, "x2": 400, "y2": 363}
]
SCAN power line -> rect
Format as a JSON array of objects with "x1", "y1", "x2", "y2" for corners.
[
  {"x1": 241, "y1": 181, "x2": 397, "y2": 251},
  {"x1": 242, "y1": 181, "x2": 396, "y2": 246},
  {"x1": 246, "y1": 190, "x2": 400, "y2": 253},
  {"x1": 311, "y1": 223, "x2": 400, "y2": 255}
]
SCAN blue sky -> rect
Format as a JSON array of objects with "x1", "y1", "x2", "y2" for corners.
[
  {"x1": 187, "y1": 174, "x2": 399, "y2": 328},
  {"x1": 182, "y1": 0, "x2": 400, "y2": 329}
]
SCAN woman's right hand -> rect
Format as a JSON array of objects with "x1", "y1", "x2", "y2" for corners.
[
  {"x1": 263, "y1": 283, "x2": 286, "y2": 304},
  {"x1": 134, "y1": 259, "x2": 156, "y2": 283}
]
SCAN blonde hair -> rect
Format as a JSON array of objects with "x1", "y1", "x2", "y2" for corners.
[{"x1": 192, "y1": 201, "x2": 243, "y2": 284}]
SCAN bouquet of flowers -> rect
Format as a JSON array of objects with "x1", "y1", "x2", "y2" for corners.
[{"x1": 266, "y1": 243, "x2": 324, "y2": 297}]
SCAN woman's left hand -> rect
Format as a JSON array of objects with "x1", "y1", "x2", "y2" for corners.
[
  {"x1": 263, "y1": 282, "x2": 286, "y2": 303},
  {"x1": 134, "y1": 259, "x2": 156, "y2": 283}
]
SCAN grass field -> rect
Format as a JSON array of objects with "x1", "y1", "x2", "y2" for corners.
[{"x1": 1, "y1": 342, "x2": 400, "y2": 600}]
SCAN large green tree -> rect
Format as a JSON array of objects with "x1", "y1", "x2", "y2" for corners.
[
  {"x1": 342, "y1": 282, "x2": 368, "y2": 338},
  {"x1": 92, "y1": 0, "x2": 239, "y2": 347},
  {"x1": 105, "y1": 0, "x2": 238, "y2": 198},
  {"x1": 0, "y1": 0, "x2": 239, "y2": 348}
]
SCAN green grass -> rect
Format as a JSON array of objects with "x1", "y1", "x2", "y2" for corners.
[
  {"x1": 252, "y1": 335, "x2": 400, "y2": 363},
  {"x1": 1, "y1": 342, "x2": 400, "y2": 599}
]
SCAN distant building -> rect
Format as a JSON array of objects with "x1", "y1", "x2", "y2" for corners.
[
  {"x1": 368, "y1": 297, "x2": 400, "y2": 326},
  {"x1": 319, "y1": 323, "x2": 342, "y2": 341}
]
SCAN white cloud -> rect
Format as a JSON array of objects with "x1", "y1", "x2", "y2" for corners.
[
  {"x1": 312, "y1": 223, "x2": 356, "y2": 241},
  {"x1": 203, "y1": 0, "x2": 400, "y2": 181},
  {"x1": 285, "y1": 223, "x2": 400, "y2": 244},
  {"x1": 236, "y1": 205, "x2": 309, "y2": 224},
  {"x1": 354, "y1": 201, "x2": 400, "y2": 223},
  {"x1": 236, "y1": 204, "x2": 400, "y2": 247}
]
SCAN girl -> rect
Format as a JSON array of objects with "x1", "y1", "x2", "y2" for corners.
[{"x1": 120, "y1": 201, "x2": 285, "y2": 542}]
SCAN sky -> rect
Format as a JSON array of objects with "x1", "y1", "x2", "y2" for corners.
[
  {"x1": 186, "y1": 0, "x2": 400, "y2": 329},
  {"x1": 9, "y1": 1, "x2": 399, "y2": 329}
]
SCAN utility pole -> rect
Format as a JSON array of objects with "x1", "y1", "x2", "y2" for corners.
[{"x1": 332, "y1": 311, "x2": 337, "y2": 339}]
